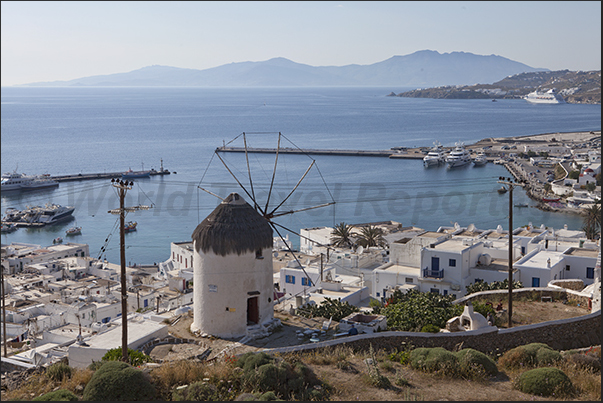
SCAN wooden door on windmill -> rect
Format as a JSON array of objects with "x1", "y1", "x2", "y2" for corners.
[{"x1": 247, "y1": 296, "x2": 259, "y2": 325}]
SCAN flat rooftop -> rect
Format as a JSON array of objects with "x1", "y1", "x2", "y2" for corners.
[{"x1": 564, "y1": 247, "x2": 600, "y2": 258}]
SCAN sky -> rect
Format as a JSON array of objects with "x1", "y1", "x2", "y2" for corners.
[{"x1": 1, "y1": 1, "x2": 601, "y2": 86}]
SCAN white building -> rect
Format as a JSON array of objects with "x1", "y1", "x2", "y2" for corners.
[
  {"x1": 299, "y1": 226, "x2": 333, "y2": 255},
  {"x1": 191, "y1": 193, "x2": 275, "y2": 338}
]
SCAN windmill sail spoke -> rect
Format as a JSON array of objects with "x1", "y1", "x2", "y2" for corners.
[
  {"x1": 269, "y1": 221, "x2": 314, "y2": 283},
  {"x1": 270, "y1": 202, "x2": 336, "y2": 218},
  {"x1": 197, "y1": 186, "x2": 225, "y2": 202},
  {"x1": 268, "y1": 160, "x2": 315, "y2": 217},
  {"x1": 270, "y1": 220, "x2": 331, "y2": 250},
  {"x1": 242, "y1": 132, "x2": 257, "y2": 211},
  {"x1": 265, "y1": 132, "x2": 281, "y2": 213},
  {"x1": 214, "y1": 150, "x2": 266, "y2": 216}
]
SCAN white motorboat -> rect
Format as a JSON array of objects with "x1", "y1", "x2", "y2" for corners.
[
  {"x1": 472, "y1": 152, "x2": 488, "y2": 166},
  {"x1": 1, "y1": 171, "x2": 58, "y2": 191},
  {"x1": 445, "y1": 142, "x2": 471, "y2": 168},
  {"x1": 2, "y1": 203, "x2": 75, "y2": 226},
  {"x1": 524, "y1": 89, "x2": 565, "y2": 104},
  {"x1": 423, "y1": 141, "x2": 446, "y2": 167}
]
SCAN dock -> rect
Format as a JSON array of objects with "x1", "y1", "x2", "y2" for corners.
[
  {"x1": 50, "y1": 169, "x2": 170, "y2": 183},
  {"x1": 216, "y1": 146, "x2": 425, "y2": 159}
]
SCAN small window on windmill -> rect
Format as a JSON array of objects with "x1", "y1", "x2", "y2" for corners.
[{"x1": 256, "y1": 249, "x2": 264, "y2": 259}]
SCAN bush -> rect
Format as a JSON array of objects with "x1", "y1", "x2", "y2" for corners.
[
  {"x1": 499, "y1": 343, "x2": 560, "y2": 369},
  {"x1": 410, "y1": 347, "x2": 458, "y2": 376},
  {"x1": 172, "y1": 381, "x2": 219, "y2": 401},
  {"x1": 82, "y1": 360, "x2": 156, "y2": 401},
  {"x1": 514, "y1": 367, "x2": 575, "y2": 397},
  {"x1": 102, "y1": 346, "x2": 153, "y2": 367},
  {"x1": 564, "y1": 353, "x2": 601, "y2": 372},
  {"x1": 235, "y1": 352, "x2": 327, "y2": 400},
  {"x1": 45, "y1": 362, "x2": 73, "y2": 382},
  {"x1": 420, "y1": 324, "x2": 440, "y2": 333},
  {"x1": 33, "y1": 389, "x2": 78, "y2": 401},
  {"x1": 455, "y1": 348, "x2": 498, "y2": 378}
]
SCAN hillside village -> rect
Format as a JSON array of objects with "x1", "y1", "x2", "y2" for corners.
[
  {"x1": 0, "y1": 132, "x2": 601, "y2": 375},
  {"x1": 395, "y1": 70, "x2": 601, "y2": 104}
]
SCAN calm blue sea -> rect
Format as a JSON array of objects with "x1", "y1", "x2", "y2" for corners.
[{"x1": 1, "y1": 87, "x2": 601, "y2": 265}]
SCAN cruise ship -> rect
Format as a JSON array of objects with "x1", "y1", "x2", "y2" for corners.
[
  {"x1": 1, "y1": 171, "x2": 59, "y2": 191},
  {"x1": 423, "y1": 141, "x2": 446, "y2": 167},
  {"x1": 445, "y1": 142, "x2": 471, "y2": 168},
  {"x1": 524, "y1": 89, "x2": 565, "y2": 104}
]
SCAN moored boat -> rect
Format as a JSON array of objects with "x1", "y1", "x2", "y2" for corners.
[
  {"x1": 66, "y1": 226, "x2": 82, "y2": 236},
  {"x1": 1, "y1": 203, "x2": 75, "y2": 227},
  {"x1": 1, "y1": 171, "x2": 59, "y2": 191},
  {"x1": 423, "y1": 141, "x2": 446, "y2": 167},
  {"x1": 542, "y1": 196, "x2": 561, "y2": 202},
  {"x1": 524, "y1": 88, "x2": 565, "y2": 104},
  {"x1": 472, "y1": 152, "x2": 488, "y2": 166},
  {"x1": 497, "y1": 186, "x2": 508, "y2": 194},
  {"x1": 124, "y1": 221, "x2": 137, "y2": 232},
  {"x1": 1, "y1": 222, "x2": 17, "y2": 233},
  {"x1": 53, "y1": 236, "x2": 63, "y2": 244},
  {"x1": 445, "y1": 142, "x2": 471, "y2": 168},
  {"x1": 122, "y1": 168, "x2": 151, "y2": 179}
]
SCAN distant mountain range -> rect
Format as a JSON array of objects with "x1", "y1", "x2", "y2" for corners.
[
  {"x1": 18, "y1": 50, "x2": 549, "y2": 88},
  {"x1": 394, "y1": 70, "x2": 601, "y2": 104}
]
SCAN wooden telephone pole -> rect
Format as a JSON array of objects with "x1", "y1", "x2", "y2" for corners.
[
  {"x1": 108, "y1": 178, "x2": 151, "y2": 362},
  {"x1": 497, "y1": 176, "x2": 526, "y2": 328}
]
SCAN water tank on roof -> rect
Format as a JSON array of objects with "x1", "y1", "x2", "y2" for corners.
[{"x1": 478, "y1": 254, "x2": 492, "y2": 266}]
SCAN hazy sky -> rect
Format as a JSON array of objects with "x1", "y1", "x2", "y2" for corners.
[{"x1": 1, "y1": 1, "x2": 601, "y2": 86}]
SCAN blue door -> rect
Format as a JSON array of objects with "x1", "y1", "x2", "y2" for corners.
[
  {"x1": 531, "y1": 277, "x2": 540, "y2": 287},
  {"x1": 431, "y1": 257, "x2": 440, "y2": 271}
]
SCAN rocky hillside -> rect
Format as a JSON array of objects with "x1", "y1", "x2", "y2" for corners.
[{"x1": 393, "y1": 70, "x2": 601, "y2": 104}]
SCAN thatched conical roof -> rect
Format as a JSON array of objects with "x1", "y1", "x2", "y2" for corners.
[{"x1": 192, "y1": 193, "x2": 273, "y2": 256}]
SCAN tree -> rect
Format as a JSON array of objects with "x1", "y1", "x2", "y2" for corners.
[
  {"x1": 355, "y1": 225, "x2": 387, "y2": 248},
  {"x1": 330, "y1": 222, "x2": 355, "y2": 248},
  {"x1": 581, "y1": 201, "x2": 601, "y2": 240}
]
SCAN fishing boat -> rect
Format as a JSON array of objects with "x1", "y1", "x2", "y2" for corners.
[
  {"x1": 542, "y1": 196, "x2": 561, "y2": 202},
  {"x1": 53, "y1": 236, "x2": 63, "y2": 244},
  {"x1": 497, "y1": 186, "x2": 508, "y2": 194},
  {"x1": 514, "y1": 203, "x2": 529, "y2": 208},
  {"x1": 124, "y1": 221, "x2": 137, "y2": 232},
  {"x1": 1, "y1": 223, "x2": 17, "y2": 233},
  {"x1": 65, "y1": 226, "x2": 82, "y2": 236}
]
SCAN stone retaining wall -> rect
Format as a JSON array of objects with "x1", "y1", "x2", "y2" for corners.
[
  {"x1": 139, "y1": 336, "x2": 205, "y2": 356},
  {"x1": 263, "y1": 311, "x2": 600, "y2": 357}
]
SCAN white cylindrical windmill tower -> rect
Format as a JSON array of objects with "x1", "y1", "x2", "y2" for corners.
[{"x1": 191, "y1": 192, "x2": 274, "y2": 338}]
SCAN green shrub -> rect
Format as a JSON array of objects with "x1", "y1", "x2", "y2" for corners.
[
  {"x1": 101, "y1": 346, "x2": 153, "y2": 367},
  {"x1": 514, "y1": 367, "x2": 575, "y2": 397},
  {"x1": 410, "y1": 347, "x2": 458, "y2": 376},
  {"x1": 237, "y1": 352, "x2": 274, "y2": 372},
  {"x1": 45, "y1": 362, "x2": 72, "y2": 382},
  {"x1": 82, "y1": 360, "x2": 156, "y2": 401},
  {"x1": 33, "y1": 389, "x2": 78, "y2": 401},
  {"x1": 499, "y1": 343, "x2": 560, "y2": 369},
  {"x1": 172, "y1": 381, "x2": 219, "y2": 401},
  {"x1": 258, "y1": 391, "x2": 279, "y2": 401},
  {"x1": 535, "y1": 347, "x2": 562, "y2": 366},
  {"x1": 420, "y1": 324, "x2": 440, "y2": 333},
  {"x1": 455, "y1": 348, "x2": 498, "y2": 378}
]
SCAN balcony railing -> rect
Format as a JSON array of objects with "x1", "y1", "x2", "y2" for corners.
[{"x1": 423, "y1": 268, "x2": 444, "y2": 279}]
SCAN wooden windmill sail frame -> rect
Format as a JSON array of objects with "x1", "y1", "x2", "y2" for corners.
[{"x1": 200, "y1": 132, "x2": 336, "y2": 286}]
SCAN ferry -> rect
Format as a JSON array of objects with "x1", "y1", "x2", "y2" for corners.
[
  {"x1": 524, "y1": 89, "x2": 565, "y2": 104},
  {"x1": 1, "y1": 171, "x2": 59, "y2": 191},
  {"x1": 445, "y1": 142, "x2": 471, "y2": 168}
]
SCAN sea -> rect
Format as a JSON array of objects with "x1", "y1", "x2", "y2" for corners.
[{"x1": 1, "y1": 86, "x2": 601, "y2": 266}]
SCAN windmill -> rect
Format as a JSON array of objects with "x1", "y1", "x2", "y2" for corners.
[{"x1": 198, "y1": 132, "x2": 337, "y2": 292}]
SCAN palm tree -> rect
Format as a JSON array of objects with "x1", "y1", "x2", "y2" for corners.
[
  {"x1": 581, "y1": 200, "x2": 601, "y2": 240},
  {"x1": 330, "y1": 222, "x2": 355, "y2": 248},
  {"x1": 355, "y1": 225, "x2": 387, "y2": 248}
]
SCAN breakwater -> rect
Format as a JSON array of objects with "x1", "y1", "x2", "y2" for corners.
[
  {"x1": 50, "y1": 169, "x2": 170, "y2": 182},
  {"x1": 215, "y1": 146, "x2": 424, "y2": 159}
]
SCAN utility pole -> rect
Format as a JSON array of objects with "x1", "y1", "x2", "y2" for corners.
[
  {"x1": 2, "y1": 262, "x2": 7, "y2": 358},
  {"x1": 108, "y1": 178, "x2": 151, "y2": 363},
  {"x1": 497, "y1": 176, "x2": 526, "y2": 328}
]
